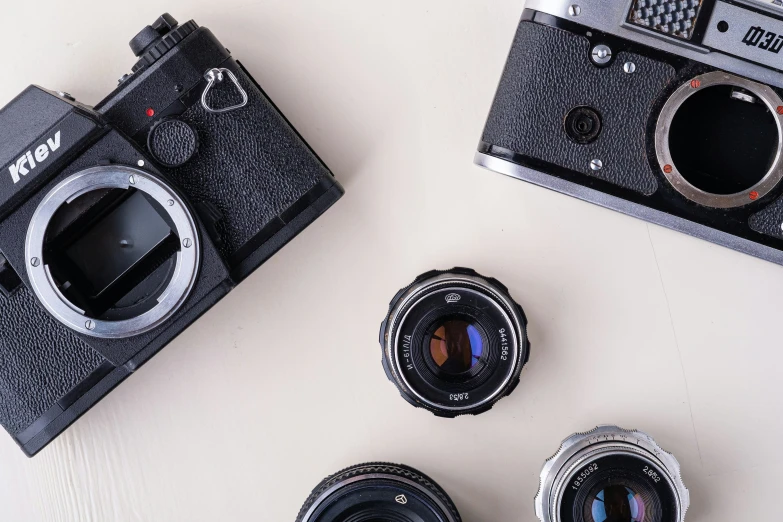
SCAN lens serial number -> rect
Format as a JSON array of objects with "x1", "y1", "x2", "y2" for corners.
[
  {"x1": 499, "y1": 328, "x2": 509, "y2": 361},
  {"x1": 571, "y1": 463, "x2": 598, "y2": 490},
  {"x1": 449, "y1": 393, "x2": 469, "y2": 401},
  {"x1": 642, "y1": 465, "x2": 661, "y2": 483}
]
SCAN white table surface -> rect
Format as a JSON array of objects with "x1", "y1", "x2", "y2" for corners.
[{"x1": 0, "y1": 1, "x2": 781, "y2": 520}]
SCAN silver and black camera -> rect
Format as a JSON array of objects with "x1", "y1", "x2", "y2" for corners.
[
  {"x1": 0, "y1": 13, "x2": 343, "y2": 456},
  {"x1": 477, "y1": 0, "x2": 783, "y2": 266}
]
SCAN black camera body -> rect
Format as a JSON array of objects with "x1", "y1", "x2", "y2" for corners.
[
  {"x1": 477, "y1": 1, "x2": 783, "y2": 266},
  {"x1": 0, "y1": 14, "x2": 342, "y2": 456}
]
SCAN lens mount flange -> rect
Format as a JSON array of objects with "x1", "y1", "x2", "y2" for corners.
[{"x1": 25, "y1": 165, "x2": 200, "y2": 339}]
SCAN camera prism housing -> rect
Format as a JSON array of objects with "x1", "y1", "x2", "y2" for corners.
[
  {"x1": 477, "y1": 0, "x2": 783, "y2": 266},
  {"x1": 0, "y1": 13, "x2": 343, "y2": 456}
]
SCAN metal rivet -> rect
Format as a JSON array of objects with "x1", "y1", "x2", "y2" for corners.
[
  {"x1": 591, "y1": 44, "x2": 612, "y2": 65},
  {"x1": 137, "y1": 160, "x2": 145, "y2": 167},
  {"x1": 183, "y1": 238, "x2": 192, "y2": 248},
  {"x1": 30, "y1": 257, "x2": 40, "y2": 267},
  {"x1": 85, "y1": 320, "x2": 96, "y2": 331},
  {"x1": 129, "y1": 175, "x2": 136, "y2": 185},
  {"x1": 623, "y1": 62, "x2": 636, "y2": 74},
  {"x1": 167, "y1": 199, "x2": 175, "y2": 206},
  {"x1": 568, "y1": 4, "x2": 581, "y2": 16},
  {"x1": 590, "y1": 159, "x2": 603, "y2": 171}
]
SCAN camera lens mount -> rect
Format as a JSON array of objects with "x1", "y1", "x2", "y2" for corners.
[
  {"x1": 379, "y1": 268, "x2": 529, "y2": 417},
  {"x1": 535, "y1": 426, "x2": 689, "y2": 522},
  {"x1": 656, "y1": 71, "x2": 783, "y2": 208},
  {"x1": 25, "y1": 165, "x2": 200, "y2": 339},
  {"x1": 296, "y1": 462, "x2": 461, "y2": 522}
]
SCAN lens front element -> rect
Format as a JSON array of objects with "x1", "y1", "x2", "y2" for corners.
[{"x1": 429, "y1": 319, "x2": 485, "y2": 375}]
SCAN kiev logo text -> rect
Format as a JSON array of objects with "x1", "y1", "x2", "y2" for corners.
[{"x1": 9, "y1": 130, "x2": 61, "y2": 184}]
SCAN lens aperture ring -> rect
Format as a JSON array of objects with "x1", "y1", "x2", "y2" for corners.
[{"x1": 379, "y1": 268, "x2": 529, "y2": 417}]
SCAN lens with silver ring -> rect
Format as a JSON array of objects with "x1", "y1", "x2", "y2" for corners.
[
  {"x1": 296, "y1": 462, "x2": 462, "y2": 522},
  {"x1": 656, "y1": 71, "x2": 783, "y2": 209},
  {"x1": 25, "y1": 165, "x2": 200, "y2": 339},
  {"x1": 535, "y1": 425, "x2": 690, "y2": 522},
  {"x1": 379, "y1": 268, "x2": 529, "y2": 417}
]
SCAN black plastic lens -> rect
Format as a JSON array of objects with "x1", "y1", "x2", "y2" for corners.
[
  {"x1": 380, "y1": 268, "x2": 529, "y2": 417},
  {"x1": 296, "y1": 463, "x2": 461, "y2": 522}
]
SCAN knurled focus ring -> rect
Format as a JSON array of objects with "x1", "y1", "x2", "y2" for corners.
[{"x1": 295, "y1": 462, "x2": 462, "y2": 522}]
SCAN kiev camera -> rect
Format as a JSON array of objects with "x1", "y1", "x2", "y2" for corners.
[
  {"x1": 477, "y1": 0, "x2": 783, "y2": 266},
  {"x1": 0, "y1": 13, "x2": 343, "y2": 456}
]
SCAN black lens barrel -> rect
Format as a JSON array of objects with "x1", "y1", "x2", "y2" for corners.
[{"x1": 296, "y1": 462, "x2": 462, "y2": 522}]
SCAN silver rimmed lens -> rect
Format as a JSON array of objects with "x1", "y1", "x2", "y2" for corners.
[
  {"x1": 25, "y1": 165, "x2": 200, "y2": 339},
  {"x1": 535, "y1": 426, "x2": 689, "y2": 522},
  {"x1": 655, "y1": 71, "x2": 783, "y2": 209},
  {"x1": 379, "y1": 268, "x2": 529, "y2": 417}
]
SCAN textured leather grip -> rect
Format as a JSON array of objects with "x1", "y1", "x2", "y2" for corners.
[
  {"x1": 481, "y1": 21, "x2": 677, "y2": 195},
  {"x1": 156, "y1": 59, "x2": 331, "y2": 265},
  {"x1": 0, "y1": 286, "x2": 105, "y2": 436}
]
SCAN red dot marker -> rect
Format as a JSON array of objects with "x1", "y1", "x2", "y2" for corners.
[
  {"x1": 663, "y1": 164, "x2": 673, "y2": 174},
  {"x1": 749, "y1": 191, "x2": 759, "y2": 200},
  {"x1": 690, "y1": 79, "x2": 701, "y2": 89},
  {"x1": 146, "y1": 108, "x2": 155, "y2": 117},
  {"x1": 776, "y1": 106, "x2": 783, "y2": 115}
]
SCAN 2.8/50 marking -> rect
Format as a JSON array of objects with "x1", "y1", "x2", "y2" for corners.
[
  {"x1": 643, "y1": 465, "x2": 661, "y2": 483},
  {"x1": 449, "y1": 393, "x2": 469, "y2": 401}
]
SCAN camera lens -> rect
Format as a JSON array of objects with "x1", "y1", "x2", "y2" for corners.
[
  {"x1": 296, "y1": 462, "x2": 461, "y2": 522},
  {"x1": 379, "y1": 268, "x2": 529, "y2": 417},
  {"x1": 26, "y1": 166, "x2": 200, "y2": 338},
  {"x1": 535, "y1": 426, "x2": 689, "y2": 522},
  {"x1": 656, "y1": 71, "x2": 783, "y2": 208}
]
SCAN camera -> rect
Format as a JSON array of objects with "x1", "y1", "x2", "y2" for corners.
[
  {"x1": 0, "y1": 13, "x2": 343, "y2": 456},
  {"x1": 296, "y1": 462, "x2": 462, "y2": 522},
  {"x1": 477, "y1": 0, "x2": 783, "y2": 266},
  {"x1": 535, "y1": 425, "x2": 689, "y2": 522},
  {"x1": 379, "y1": 268, "x2": 530, "y2": 417}
]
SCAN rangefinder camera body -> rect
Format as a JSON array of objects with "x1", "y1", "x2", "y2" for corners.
[
  {"x1": 477, "y1": 0, "x2": 783, "y2": 266},
  {"x1": 0, "y1": 14, "x2": 343, "y2": 456}
]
